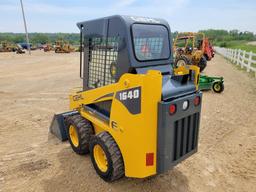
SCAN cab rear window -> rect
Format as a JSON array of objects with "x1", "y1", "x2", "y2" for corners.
[{"x1": 132, "y1": 24, "x2": 170, "y2": 61}]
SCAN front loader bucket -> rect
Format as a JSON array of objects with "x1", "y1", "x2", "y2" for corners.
[{"x1": 49, "y1": 111, "x2": 78, "y2": 141}]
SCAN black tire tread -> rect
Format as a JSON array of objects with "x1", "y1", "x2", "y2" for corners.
[
  {"x1": 65, "y1": 114, "x2": 93, "y2": 155},
  {"x1": 91, "y1": 132, "x2": 124, "y2": 181},
  {"x1": 198, "y1": 56, "x2": 207, "y2": 72}
]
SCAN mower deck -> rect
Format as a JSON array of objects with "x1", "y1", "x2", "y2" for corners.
[{"x1": 199, "y1": 75, "x2": 224, "y2": 93}]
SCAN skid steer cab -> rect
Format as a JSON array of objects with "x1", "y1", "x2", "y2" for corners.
[{"x1": 50, "y1": 15, "x2": 202, "y2": 182}]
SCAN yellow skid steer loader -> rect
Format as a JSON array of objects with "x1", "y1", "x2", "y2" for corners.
[{"x1": 50, "y1": 15, "x2": 202, "y2": 182}]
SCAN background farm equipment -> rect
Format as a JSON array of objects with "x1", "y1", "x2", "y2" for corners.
[
  {"x1": 54, "y1": 40, "x2": 74, "y2": 53},
  {"x1": 16, "y1": 47, "x2": 25, "y2": 54},
  {"x1": 19, "y1": 42, "x2": 32, "y2": 50},
  {"x1": 43, "y1": 43, "x2": 53, "y2": 52},
  {"x1": 0, "y1": 41, "x2": 17, "y2": 52},
  {"x1": 173, "y1": 32, "x2": 214, "y2": 72},
  {"x1": 198, "y1": 37, "x2": 215, "y2": 61},
  {"x1": 199, "y1": 75, "x2": 224, "y2": 93}
]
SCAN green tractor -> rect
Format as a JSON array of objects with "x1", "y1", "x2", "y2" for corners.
[{"x1": 199, "y1": 75, "x2": 224, "y2": 93}]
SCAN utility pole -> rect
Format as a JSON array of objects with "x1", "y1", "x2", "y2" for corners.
[{"x1": 20, "y1": 0, "x2": 31, "y2": 54}]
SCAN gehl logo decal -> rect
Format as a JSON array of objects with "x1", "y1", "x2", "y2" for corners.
[
  {"x1": 73, "y1": 94, "x2": 83, "y2": 101},
  {"x1": 115, "y1": 87, "x2": 141, "y2": 114},
  {"x1": 130, "y1": 16, "x2": 161, "y2": 24}
]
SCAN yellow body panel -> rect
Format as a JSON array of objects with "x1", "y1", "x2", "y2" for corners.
[{"x1": 69, "y1": 70, "x2": 162, "y2": 178}]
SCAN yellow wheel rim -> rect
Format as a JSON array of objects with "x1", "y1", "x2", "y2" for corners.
[
  {"x1": 69, "y1": 125, "x2": 79, "y2": 147},
  {"x1": 93, "y1": 144, "x2": 108, "y2": 172}
]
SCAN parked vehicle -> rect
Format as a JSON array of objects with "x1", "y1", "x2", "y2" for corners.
[
  {"x1": 199, "y1": 75, "x2": 224, "y2": 93},
  {"x1": 173, "y1": 32, "x2": 214, "y2": 72}
]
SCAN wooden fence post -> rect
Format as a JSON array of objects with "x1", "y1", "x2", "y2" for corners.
[
  {"x1": 236, "y1": 49, "x2": 241, "y2": 65},
  {"x1": 214, "y1": 46, "x2": 256, "y2": 78},
  {"x1": 232, "y1": 49, "x2": 235, "y2": 61},
  {"x1": 241, "y1": 50, "x2": 246, "y2": 69},
  {"x1": 233, "y1": 49, "x2": 237, "y2": 63},
  {"x1": 247, "y1": 51, "x2": 253, "y2": 72}
]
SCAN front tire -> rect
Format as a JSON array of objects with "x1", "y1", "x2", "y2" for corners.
[
  {"x1": 90, "y1": 132, "x2": 124, "y2": 182},
  {"x1": 65, "y1": 114, "x2": 93, "y2": 155},
  {"x1": 174, "y1": 55, "x2": 192, "y2": 68}
]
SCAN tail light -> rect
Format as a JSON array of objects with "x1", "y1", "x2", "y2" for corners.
[
  {"x1": 169, "y1": 104, "x2": 176, "y2": 115},
  {"x1": 194, "y1": 96, "x2": 200, "y2": 106},
  {"x1": 146, "y1": 153, "x2": 154, "y2": 166}
]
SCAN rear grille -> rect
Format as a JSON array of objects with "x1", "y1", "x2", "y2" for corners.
[{"x1": 173, "y1": 112, "x2": 200, "y2": 161}]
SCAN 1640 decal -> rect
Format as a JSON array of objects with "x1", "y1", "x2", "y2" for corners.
[
  {"x1": 115, "y1": 87, "x2": 141, "y2": 114},
  {"x1": 118, "y1": 88, "x2": 140, "y2": 101}
]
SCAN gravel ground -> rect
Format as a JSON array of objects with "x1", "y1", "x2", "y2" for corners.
[{"x1": 0, "y1": 51, "x2": 255, "y2": 192}]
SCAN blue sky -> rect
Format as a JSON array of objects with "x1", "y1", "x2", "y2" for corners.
[{"x1": 0, "y1": 0, "x2": 256, "y2": 33}]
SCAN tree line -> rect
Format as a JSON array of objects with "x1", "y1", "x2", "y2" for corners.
[
  {"x1": 198, "y1": 29, "x2": 256, "y2": 47},
  {"x1": 0, "y1": 33, "x2": 80, "y2": 45},
  {"x1": 1, "y1": 29, "x2": 255, "y2": 47}
]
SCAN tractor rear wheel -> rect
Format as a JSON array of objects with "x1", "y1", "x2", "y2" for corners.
[
  {"x1": 212, "y1": 82, "x2": 224, "y2": 93},
  {"x1": 198, "y1": 56, "x2": 207, "y2": 72},
  {"x1": 65, "y1": 114, "x2": 93, "y2": 155},
  {"x1": 89, "y1": 132, "x2": 124, "y2": 182},
  {"x1": 175, "y1": 55, "x2": 192, "y2": 68}
]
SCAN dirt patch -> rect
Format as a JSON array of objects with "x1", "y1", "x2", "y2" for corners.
[
  {"x1": 43, "y1": 148, "x2": 189, "y2": 192},
  {"x1": 228, "y1": 145, "x2": 256, "y2": 179},
  {"x1": 18, "y1": 159, "x2": 51, "y2": 173}
]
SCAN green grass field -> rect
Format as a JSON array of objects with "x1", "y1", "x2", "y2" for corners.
[
  {"x1": 215, "y1": 40, "x2": 256, "y2": 53},
  {"x1": 215, "y1": 40, "x2": 256, "y2": 69}
]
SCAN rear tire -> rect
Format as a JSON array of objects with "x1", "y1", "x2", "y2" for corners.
[
  {"x1": 90, "y1": 132, "x2": 124, "y2": 182},
  {"x1": 65, "y1": 114, "x2": 93, "y2": 155},
  {"x1": 198, "y1": 56, "x2": 207, "y2": 72},
  {"x1": 204, "y1": 54, "x2": 210, "y2": 61},
  {"x1": 212, "y1": 82, "x2": 224, "y2": 93}
]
